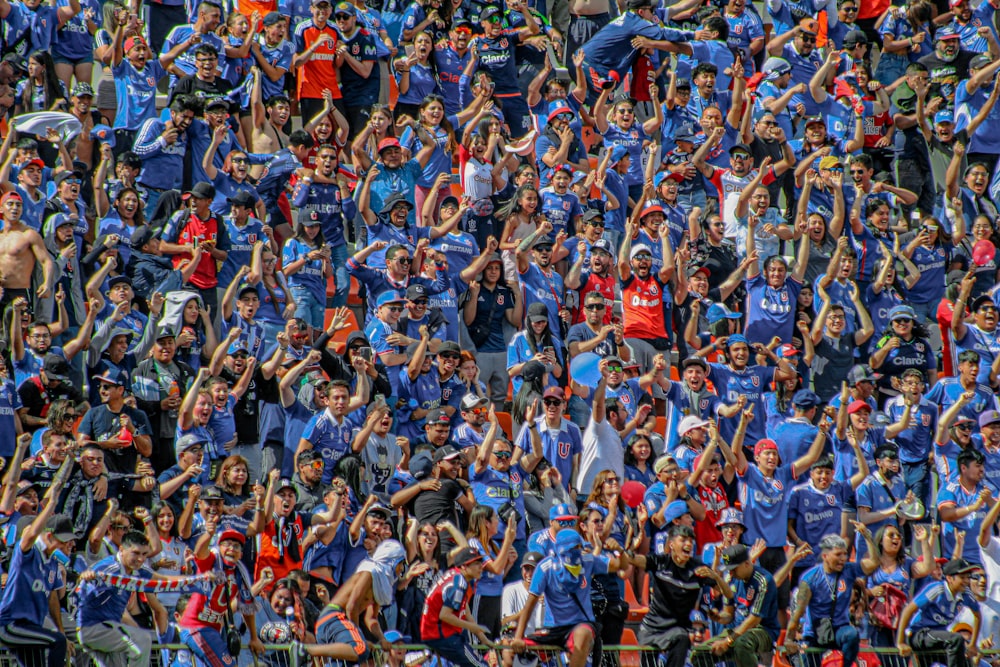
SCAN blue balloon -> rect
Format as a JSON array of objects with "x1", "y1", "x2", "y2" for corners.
[{"x1": 570, "y1": 352, "x2": 602, "y2": 387}]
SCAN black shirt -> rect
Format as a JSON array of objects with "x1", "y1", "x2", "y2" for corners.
[
  {"x1": 412, "y1": 477, "x2": 467, "y2": 528},
  {"x1": 643, "y1": 553, "x2": 715, "y2": 632},
  {"x1": 221, "y1": 366, "x2": 262, "y2": 445},
  {"x1": 18, "y1": 380, "x2": 85, "y2": 424}
]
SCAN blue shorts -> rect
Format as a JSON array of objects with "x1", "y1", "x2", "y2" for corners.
[
  {"x1": 181, "y1": 626, "x2": 238, "y2": 667},
  {"x1": 52, "y1": 52, "x2": 95, "y2": 66},
  {"x1": 315, "y1": 608, "x2": 371, "y2": 663}
]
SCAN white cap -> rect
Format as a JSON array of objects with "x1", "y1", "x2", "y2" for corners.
[{"x1": 678, "y1": 415, "x2": 710, "y2": 437}]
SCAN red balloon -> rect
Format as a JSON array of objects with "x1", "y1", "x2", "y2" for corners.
[
  {"x1": 973, "y1": 240, "x2": 996, "y2": 267},
  {"x1": 620, "y1": 481, "x2": 645, "y2": 509}
]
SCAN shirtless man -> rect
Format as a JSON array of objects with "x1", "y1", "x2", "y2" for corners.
[
  {"x1": 300, "y1": 540, "x2": 407, "y2": 663},
  {"x1": 0, "y1": 192, "x2": 56, "y2": 311},
  {"x1": 249, "y1": 67, "x2": 290, "y2": 176}
]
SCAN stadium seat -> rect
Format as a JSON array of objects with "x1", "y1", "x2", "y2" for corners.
[
  {"x1": 654, "y1": 417, "x2": 667, "y2": 439},
  {"x1": 624, "y1": 577, "x2": 648, "y2": 623},
  {"x1": 495, "y1": 411, "x2": 513, "y2": 441},
  {"x1": 619, "y1": 629, "x2": 641, "y2": 667}
]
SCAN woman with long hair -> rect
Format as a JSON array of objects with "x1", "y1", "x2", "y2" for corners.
[
  {"x1": 350, "y1": 104, "x2": 395, "y2": 173},
  {"x1": 255, "y1": 577, "x2": 316, "y2": 660},
  {"x1": 864, "y1": 256, "x2": 921, "y2": 349},
  {"x1": 497, "y1": 185, "x2": 540, "y2": 284},
  {"x1": 167, "y1": 293, "x2": 218, "y2": 372},
  {"x1": 875, "y1": 0, "x2": 933, "y2": 87},
  {"x1": 953, "y1": 214, "x2": 997, "y2": 299},
  {"x1": 15, "y1": 51, "x2": 68, "y2": 114},
  {"x1": 465, "y1": 505, "x2": 517, "y2": 639},
  {"x1": 511, "y1": 361, "x2": 546, "y2": 434},
  {"x1": 764, "y1": 373, "x2": 803, "y2": 439},
  {"x1": 624, "y1": 433, "x2": 656, "y2": 488},
  {"x1": 507, "y1": 305, "x2": 565, "y2": 396},
  {"x1": 249, "y1": 243, "x2": 296, "y2": 341},
  {"x1": 281, "y1": 220, "x2": 332, "y2": 332},
  {"x1": 148, "y1": 502, "x2": 187, "y2": 613},
  {"x1": 97, "y1": 187, "x2": 145, "y2": 265},
  {"x1": 399, "y1": 519, "x2": 465, "y2": 640},
  {"x1": 458, "y1": 350, "x2": 488, "y2": 399},
  {"x1": 393, "y1": 32, "x2": 441, "y2": 119}
]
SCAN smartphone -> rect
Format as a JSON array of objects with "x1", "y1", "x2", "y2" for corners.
[
  {"x1": 404, "y1": 44, "x2": 415, "y2": 58},
  {"x1": 358, "y1": 347, "x2": 373, "y2": 362},
  {"x1": 545, "y1": 42, "x2": 569, "y2": 81}
]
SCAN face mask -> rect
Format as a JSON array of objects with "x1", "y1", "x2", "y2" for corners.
[{"x1": 564, "y1": 563, "x2": 582, "y2": 578}]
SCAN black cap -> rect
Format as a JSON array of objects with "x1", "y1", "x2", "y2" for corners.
[
  {"x1": 527, "y1": 302, "x2": 548, "y2": 324},
  {"x1": 54, "y1": 170, "x2": 84, "y2": 185},
  {"x1": 130, "y1": 225, "x2": 156, "y2": 249},
  {"x1": 204, "y1": 97, "x2": 229, "y2": 110},
  {"x1": 154, "y1": 324, "x2": 176, "y2": 341},
  {"x1": 729, "y1": 143, "x2": 752, "y2": 156},
  {"x1": 108, "y1": 275, "x2": 132, "y2": 290},
  {"x1": 185, "y1": 181, "x2": 216, "y2": 200},
  {"x1": 719, "y1": 544, "x2": 750, "y2": 571},
  {"x1": 874, "y1": 443, "x2": 899, "y2": 460},
  {"x1": 406, "y1": 283, "x2": 428, "y2": 300},
  {"x1": 847, "y1": 364, "x2": 878, "y2": 386},
  {"x1": 432, "y1": 444, "x2": 461, "y2": 462},
  {"x1": 681, "y1": 356, "x2": 708, "y2": 371},
  {"x1": 1, "y1": 53, "x2": 27, "y2": 75},
  {"x1": 200, "y1": 485, "x2": 224, "y2": 500},
  {"x1": 843, "y1": 29, "x2": 868, "y2": 47},
  {"x1": 480, "y1": 6, "x2": 502, "y2": 20},
  {"x1": 427, "y1": 409, "x2": 452, "y2": 427},
  {"x1": 438, "y1": 340, "x2": 461, "y2": 355},
  {"x1": 228, "y1": 190, "x2": 256, "y2": 208},
  {"x1": 380, "y1": 193, "x2": 414, "y2": 215},
  {"x1": 627, "y1": 0, "x2": 652, "y2": 9},
  {"x1": 42, "y1": 354, "x2": 71, "y2": 383},
  {"x1": 409, "y1": 452, "x2": 433, "y2": 480},
  {"x1": 453, "y1": 546, "x2": 484, "y2": 567},
  {"x1": 262, "y1": 11, "x2": 284, "y2": 25},
  {"x1": 46, "y1": 514, "x2": 79, "y2": 542},
  {"x1": 942, "y1": 558, "x2": 978, "y2": 576},
  {"x1": 522, "y1": 551, "x2": 544, "y2": 567}
]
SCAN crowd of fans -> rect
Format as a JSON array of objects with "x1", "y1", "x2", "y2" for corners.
[{"x1": 5, "y1": 0, "x2": 1000, "y2": 665}]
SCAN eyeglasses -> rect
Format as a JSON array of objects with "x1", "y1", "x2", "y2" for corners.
[
  {"x1": 334, "y1": 12, "x2": 352, "y2": 19},
  {"x1": 494, "y1": 451, "x2": 512, "y2": 460},
  {"x1": 589, "y1": 221, "x2": 605, "y2": 227},
  {"x1": 556, "y1": 113, "x2": 573, "y2": 122},
  {"x1": 317, "y1": 155, "x2": 336, "y2": 161},
  {"x1": 231, "y1": 157, "x2": 248, "y2": 164},
  {"x1": 186, "y1": 445, "x2": 204, "y2": 453},
  {"x1": 633, "y1": 254, "x2": 652, "y2": 261},
  {"x1": 585, "y1": 303, "x2": 606, "y2": 311},
  {"x1": 893, "y1": 318, "x2": 913, "y2": 324},
  {"x1": 264, "y1": 258, "x2": 277, "y2": 265},
  {"x1": 543, "y1": 398, "x2": 563, "y2": 407},
  {"x1": 842, "y1": 5, "x2": 857, "y2": 10},
  {"x1": 231, "y1": 352, "x2": 249, "y2": 359},
  {"x1": 439, "y1": 352, "x2": 460, "y2": 360},
  {"x1": 826, "y1": 167, "x2": 844, "y2": 173},
  {"x1": 955, "y1": 423, "x2": 974, "y2": 431},
  {"x1": 617, "y1": 108, "x2": 634, "y2": 115},
  {"x1": 62, "y1": 179, "x2": 82, "y2": 185},
  {"x1": 759, "y1": 120, "x2": 777, "y2": 126},
  {"x1": 63, "y1": 413, "x2": 78, "y2": 420},
  {"x1": 850, "y1": 169, "x2": 865, "y2": 175},
  {"x1": 607, "y1": 365, "x2": 623, "y2": 373}
]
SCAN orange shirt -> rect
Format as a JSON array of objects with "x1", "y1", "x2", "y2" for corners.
[
  {"x1": 235, "y1": 0, "x2": 277, "y2": 20},
  {"x1": 621, "y1": 273, "x2": 668, "y2": 340},
  {"x1": 293, "y1": 20, "x2": 341, "y2": 99}
]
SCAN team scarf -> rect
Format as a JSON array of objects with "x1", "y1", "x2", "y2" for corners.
[{"x1": 76, "y1": 570, "x2": 216, "y2": 594}]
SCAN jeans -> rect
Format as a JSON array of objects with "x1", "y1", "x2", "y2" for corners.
[
  {"x1": 805, "y1": 625, "x2": 860, "y2": 667},
  {"x1": 902, "y1": 459, "x2": 931, "y2": 510},
  {"x1": 290, "y1": 285, "x2": 325, "y2": 331},
  {"x1": 330, "y1": 244, "x2": 349, "y2": 308}
]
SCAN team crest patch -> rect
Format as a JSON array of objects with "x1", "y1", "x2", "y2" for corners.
[
  {"x1": 751, "y1": 376, "x2": 760, "y2": 387},
  {"x1": 826, "y1": 494, "x2": 836, "y2": 505},
  {"x1": 497, "y1": 294, "x2": 505, "y2": 304}
]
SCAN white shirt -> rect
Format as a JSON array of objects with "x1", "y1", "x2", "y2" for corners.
[{"x1": 577, "y1": 415, "x2": 623, "y2": 496}]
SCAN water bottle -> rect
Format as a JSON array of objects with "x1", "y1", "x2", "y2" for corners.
[{"x1": 285, "y1": 606, "x2": 296, "y2": 640}]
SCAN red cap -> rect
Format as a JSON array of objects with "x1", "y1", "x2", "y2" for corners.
[
  {"x1": 218, "y1": 529, "x2": 246, "y2": 545},
  {"x1": 753, "y1": 439, "x2": 779, "y2": 457},
  {"x1": 22, "y1": 158, "x2": 45, "y2": 170},
  {"x1": 0, "y1": 192, "x2": 23, "y2": 206},
  {"x1": 847, "y1": 399, "x2": 872, "y2": 414},
  {"x1": 124, "y1": 36, "x2": 146, "y2": 53},
  {"x1": 377, "y1": 137, "x2": 401, "y2": 153},
  {"x1": 542, "y1": 386, "x2": 564, "y2": 400},
  {"x1": 547, "y1": 105, "x2": 573, "y2": 122}
]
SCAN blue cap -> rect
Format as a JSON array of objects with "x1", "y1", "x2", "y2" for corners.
[
  {"x1": 706, "y1": 303, "x2": 741, "y2": 324},
  {"x1": 725, "y1": 333, "x2": 750, "y2": 348},
  {"x1": 549, "y1": 503, "x2": 578, "y2": 521},
  {"x1": 91, "y1": 124, "x2": 116, "y2": 148},
  {"x1": 792, "y1": 389, "x2": 822, "y2": 409},
  {"x1": 607, "y1": 145, "x2": 629, "y2": 166},
  {"x1": 376, "y1": 290, "x2": 406, "y2": 308},
  {"x1": 936, "y1": 24, "x2": 960, "y2": 39},
  {"x1": 591, "y1": 238, "x2": 614, "y2": 256},
  {"x1": 555, "y1": 528, "x2": 583, "y2": 549},
  {"x1": 383, "y1": 631, "x2": 407, "y2": 643},
  {"x1": 715, "y1": 507, "x2": 746, "y2": 528},
  {"x1": 675, "y1": 123, "x2": 697, "y2": 143},
  {"x1": 95, "y1": 368, "x2": 128, "y2": 386},
  {"x1": 663, "y1": 500, "x2": 690, "y2": 523},
  {"x1": 690, "y1": 610, "x2": 709, "y2": 626},
  {"x1": 888, "y1": 305, "x2": 917, "y2": 322},
  {"x1": 227, "y1": 338, "x2": 249, "y2": 355},
  {"x1": 935, "y1": 110, "x2": 954, "y2": 125}
]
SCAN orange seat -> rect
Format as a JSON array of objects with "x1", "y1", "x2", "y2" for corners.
[
  {"x1": 495, "y1": 411, "x2": 513, "y2": 441},
  {"x1": 640, "y1": 572, "x2": 649, "y2": 606},
  {"x1": 669, "y1": 365, "x2": 680, "y2": 381},
  {"x1": 624, "y1": 577, "x2": 648, "y2": 623},
  {"x1": 347, "y1": 276, "x2": 362, "y2": 306},
  {"x1": 450, "y1": 182, "x2": 464, "y2": 199},
  {"x1": 619, "y1": 629, "x2": 640, "y2": 667},
  {"x1": 326, "y1": 274, "x2": 336, "y2": 299},
  {"x1": 773, "y1": 630, "x2": 794, "y2": 667},
  {"x1": 654, "y1": 416, "x2": 667, "y2": 439},
  {"x1": 325, "y1": 308, "x2": 360, "y2": 354},
  {"x1": 388, "y1": 74, "x2": 398, "y2": 109}
]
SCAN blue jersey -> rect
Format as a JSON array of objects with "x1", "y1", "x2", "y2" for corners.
[
  {"x1": 397, "y1": 368, "x2": 441, "y2": 442},
  {"x1": 906, "y1": 243, "x2": 948, "y2": 307},
  {"x1": 732, "y1": 566, "x2": 781, "y2": 641},
  {"x1": 707, "y1": 363, "x2": 776, "y2": 445},
  {"x1": 430, "y1": 232, "x2": 479, "y2": 281},
  {"x1": 538, "y1": 187, "x2": 582, "y2": 236},
  {"x1": 0, "y1": 379, "x2": 23, "y2": 458},
  {"x1": 434, "y1": 42, "x2": 471, "y2": 115},
  {"x1": 526, "y1": 528, "x2": 557, "y2": 558},
  {"x1": 831, "y1": 429, "x2": 883, "y2": 483},
  {"x1": 160, "y1": 25, "x2": 227, "y2": 83},
  {"x1": 737, "y1": 463, "x2": 797, "y2": 547},
  {"x1": 770, "y1": 418, "x2": 819, "y2": 483},
  {"x1": 399, "y1": 119, "x2": 458, "y2": 189},
  {"x1": 855, "y1": 472, "x2": 904, "y2": 550},
  {"x1": 52, "y1": 0, "x2": 100, "y2": 60},
  {"x1": 206, "y1": 395, "x2": 237, "y2": 460},
  {"x1": 470, "y1": 463, "x2": 528, "y2": 541},
  {"x1": 134, "y1": 119, "x2": 188, "y2": 191},
  {"x1": 937, "y1": 480, "x2": 991, "y2": 564},
  {"x1": 788, "y1": 481, "x2": 852, "y2": 569},
  {"x1": 15, "y1": 345, "x2": 66, "y2": 389},
  {"x1": 470, "y1": 30, "x2": 522, "y2": 96},
  {"x1": 515, "y1": 417, "x2": 582, "y2": 490},
  {"x1": 953, "y1": 325, "x2": 1000, "y2": 386},
  {"x1": 256, "y1": 38, "x2": 295, "y2": 100},
  {"x1": 799, "y1": 562, "x2": 865, "y2": 637},
  {"x1": 302, "y1": 410, "x2": 361, "y2": 483},
  {"x1": 529, "y1": 553, "x2": 610, "y2": 627},
  {"x1": 506, "y1": 331, "x2": 564, "y2": 395},
  {"x1": 0, "y1": 541, "x2": 63, "y2": 626},
  {"x1": 724, "y1": 11, "x2": 763, "y2": 75},
  {"x1": 745, "y1": 273, "x2": 802, "y2": 346},
  {"x1": 780, "y1": 43, "x2": 823, "y2": 116},
  {"x1": 257, "y1": 149, "x2": 302, "y2": 208},
  {"x1": 602, "y1": 123, "x2": 650, "y2": 187},
  {"x1": 517, "y1": 263, "x2": 563, "y2": 335},
  {"x1": 581, "y1": 12, "x2": 686, "y2": 80},
  {"x1": 909, "y1": 580, "x2": 979, "y2": 632},
  {"x1": 218, "y1": 217, "x2": 265, "y2": 290},
  {"x1": 77, "y1": 556, "x2": 154, "y2": 627},
  {"x1": 282, "y1": 238, "x2": 327, "y2": 304},
  {"x1": 291, "y1": 180, "x2": 356, "y2": 247},
  {"x1": 337, "y1": 28, "x2": 379, "y2": 105},
  {"x1": 884, "y1": 396, "x2": 938, "y2": 463}
]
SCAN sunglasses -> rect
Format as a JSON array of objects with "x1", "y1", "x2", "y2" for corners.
[
  {"x1": 334, "y1": 12, "x2": 352, "y2": 18},
  {"x1": 309, "y1": 460, "x2": 324, "y2": 470},
  {"x1": 584, "y1": 303, "x2": 606, "y2": 311},
  {"x1": 439, "y1": 352, "x2": 460, "y2": 360},
  {"x1": 395, "y1": 257, "x2": 411, "y2": 264},
  {"x1": 494, "y1": 451, "x2": 512, "y2": 460},
  {"x1": 800, "y1": 35, "x2": 816, "y2": 43},
  {"x1": 604, "y1": 477, "x2": 619, "y2": 484},
  {"x1": 607, "y1": 365, "x2": 623, "y2": 373},
  {"x1": 543, "y1": 398, "x2": 563, "y2": 407},
  {"x1": 893, "y1": 318, "x2": 913, "y2": 324},
  {"x1": 633, "y1": 254, "x2": 652, "y2": 261},
  {"x1": 955, "y1": 423, "x2": 974, "y2": 431},
  {"x1": 454, "y1": 26, "x2": 472, "y2": 34},
  {"x1": 387, "y1": 306, "x2": 402, "y2": 313},
  {"x1": 556, "y1": 519, "x2": 577, "y2": 527},
  {"x1": 589, "y1": 221, "x2": 606, "y2": 227},
  {"x1": 759, "y1": 120, "x2": 777, "y2": 126},
  {"x1": 62, "y1": 179, "x2": 82, "y2": 185},
  {"x1": 411, "y1": 299, "x2": 429, "y2": 306},
  {"x1": 231, "y1": 157, "x2": 248, "y2": 164},
  {"x1": 111, "y1": 524, "x2": 130, "y2": 530},
  {"x1": 485, "y1": 15, "x2": 501, "y2": 22},
  {"x1": 467, "y1": 406, "x2": 488, "y2": 415}
]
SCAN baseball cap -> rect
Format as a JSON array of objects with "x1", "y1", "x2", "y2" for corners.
[
  {"x1": 376, "y1": 291, "x2": 406, "y2": 308},
  {"x1": 848, "y1": 399, "x2": 873, "y2": 414},
  {"x1": 334, "y1": 1, "x2": 356, "y2": 14},
  {"x1": 653, "y1": 454, "x2": 676, "y2": 474},
  {"x1": 678, "y1": 415, "x2": 709, "y2": 436},
  {"x1": 480, "y1": 6, "x2": 502, "y2": 20},
  {"x1": 715, "y1": 507, "x2": 745, "y2": 529},
  {"x1": 937, "y1": 24, "x2": 960, "y2": 40},
  {"x1": 725, "y1": 333, "x2": 749, "y2": 348},
  {"x1": 377, "y1": 137, "x2": 402, "y2": 153},
  {"x1": 754, "y1": 438, "x2": 779, "y2": 457},
  {"x1": 674, "y1": 123, "x2": 698, "y2": 143},
  {"x1": 762, "y1": 57, "x2": 791, "y2": 77},
  {"x1": 549, "y1": 503, "x2": 578, "y2": 521},
  {"x1": 819, "y1": 155, "x2": 843, "y2": 170},
  {"x1": 527, "y1": 302, "x2": 548, "y2": 324},
  {"x1": 406, "y1": 283, "x2": 428, "y2": 301},
  {"x1": 639, "y1": 200, "x2": 665, "y2": 217},
  {"x1": 16, "y1": 480, "x2": 39, "y2": 497},
  {"x1": 729, "y1": 143, "x2": 752, "y2": 157},
  {"x1": 847, "y1": 364, "x2": 878, "y2": 386},
  {"x1": 888, "y1": 305, "x2": 917, "y2": 321},
  {"x1": 792, "y1": 389, "x2": 821, "y2": 409},
  {"x1": 935, "y1": 111, "x2": 954, "y2": 125},
  {"x1": 706, "y1": 303, "x2": 740, "y2": 324},
  {"x1": 607, "y1": 145, "x2": 629, "y2": 167},
  {"x1": 630, "y1": 244, "x2": 653, "y2": 260},
  {"x1": 154, "y1": 324, "x2": 176, "y2": 341},
  {"x1": 803, "y1": 115, "x2": 824, "y2": 126},
  {"x1": 95, "y1": 368, "x2": 128, "y2": 386},
  {"x1": 185, "y1": 182, "x2": 216, "y2": 200},
  {"x1": 972, "y1": 54, "x2": 993, "y2": 70},
  {"x1": 681, "y1": 356, "x2": 708, "y2": 372},
  {"x1": 426, "y1": 409, "x2": 452, "y2": 427},
  {"x1": 542, "y1": 386, "x2": 564, "y2": 400},
  {"x1": 227, "y1": 191, "x2": 256, "y2": 208},
  {"x1": 42, "y1": 354, "x2": 71, "y2": 383},
  {"x1": 123, "y1": 36, "x2": 146, "y2": 53},
  {"x1": 460, "y1": 393, "x2": 489, "y2": 411},
  {"x1": 200, "y1": 486, "x2": 225, "y2": 501},
  {"x1": 942, "y1": 558, "x2": 978, "y2": 576},
  {"x1": 108, "y1": 275, "x2": 132, "y2": 290},
  {"x1": 874, "y1": 443, "x2": 899, "y2": 460},
  {"x1": 843, "y1": 29, "x2": 868, "y2": 47},
  {"x1": 591, "y1": 238, "x2": 614, "y2": 256},
  {"x1": 719, "y1": 544, "x2": 751, "y2": 571},
  {"x1": 980, "y1": 410, "x2": 1000, "y2": 429},
  {"x1": 523, "y1": 551, "x2": 544, "y2": 567},
  {"x1": 262, "y1": 11, "x2": 284, "y2": 25},
  {"x1": 663, "y1": 500, "x2": 690, "y2": 523},
  {"x1": 72, "y1": 82, "x2": 94, "y2": 97},
  {"x1": 453, "y1": 546, "x2": 484, "y2": 567},
  {"x1": 227, "y1": 338, "x2": 249, "y2": 355},
  {"x1": 46, "y1": 515, "x2": 79, "y2": 542},
  {"x1": 799, "y1": 17, "x2": 819, "y2": 34},
  {"x1": 177, "y1": 433, "x2": 210, "y2": 452},
  {"x1": 383, "y1": 631, "x2": 407, "y2": 644},
  {"x1": 546, "y1": 102, "x2": 573, "y2": 122}
]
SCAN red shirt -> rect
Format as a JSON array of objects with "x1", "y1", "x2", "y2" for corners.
[
  {"x1": 572, "y1": 272, "x2": 616, "y2": 325},
  {"x1": 180, "y1": 552, "x2": 239, "y2": 631},
  {"x1": 294, "y1": 20, "x2": 341, "y2": 100},
  {"x1": 694, "y1": 483, "x2": 728, "y2": 553},
  {"x1": 171, "y1": 213, "x2": 221, "y2": 289},
  {"x1": 938, "y1": 298, "x2": 958, "y2": 378},
  {"x1": 622, "y1": 273, "x2": 668, "y2": 340}
]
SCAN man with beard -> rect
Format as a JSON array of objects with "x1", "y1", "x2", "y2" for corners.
[
  {"x1": 133, "y1": 95, "x2": 201, "y2": 217},
  {"x1": 516, "y1": 222, "x2": 568, "y2": 336},
  {"x1": 302, "y1": 541, "x2": 407, "y2": 662},
  {"x1": 13, "y1": 315, "x2": 94, "y2": 388},
  {"x1": 919, "y1": 26, "x2": 988, "y2": 106},
  {"x1": 952, "y1": 281, "x2": 1000, "y2": 386},
  {"x1": 350, "y1": 240, "x2": 449, "y2": 319},
  {"x1": 361, "y1": 133, "x2": 436, "y2": 234},
  {"x1": 619, "y1": 223, "x2": 674, "y2": 381},
  {"x1": 565, "y1": 227, "x2": 615, "y2": 320},
  {"x1": 566, "y1": 291, "x2": 627, "y2": 360},
  {"x1": 512, "y1": 529, "x2": 623, "y2": 667},
  {"x1": 939, "y1": 448, "x2": 994, "y2": 564},
  {"x1": 76, "y1": 369, "x2": 152, "y2": 478},
  {"x1": 291, "y1": 450, "x2": 325, "y2": 511},
  {"x1": 627, "y1": 524, "x2": 732, "y2": 667},
  {"x1": 783, "y1": 534, "x2": 877, "y2": 667},
  {"x1": 453, "y1": 393, "x2": 489, "y2": 449}
]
